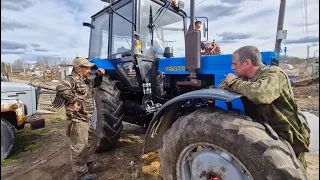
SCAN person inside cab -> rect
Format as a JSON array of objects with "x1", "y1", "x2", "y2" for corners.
[{"x1": 195, "y1": 20, "x2": 201, "y2": 30}]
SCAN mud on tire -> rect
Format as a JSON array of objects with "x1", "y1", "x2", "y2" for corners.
[
  {"x1": 160, "y1": 108, "x2": 307, "y2": 180},
  {"x1": 94, "y1": 76, "x2": 123, "y2": 152},
  {"x1": 1, "y1": 118, "x2": 15, "y2": 161}
]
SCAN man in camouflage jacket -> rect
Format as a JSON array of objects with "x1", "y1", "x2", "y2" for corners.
[
  {"x1": 218, "y1": 46, "x2": 310, "y2": 169},
  {"x1": 56, "y1": 57, "x2": 104, "y2": 180}
]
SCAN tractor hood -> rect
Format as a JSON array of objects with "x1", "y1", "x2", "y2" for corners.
[{"x1": 1, "y1": 82, "x2": 33, "y2": 93}]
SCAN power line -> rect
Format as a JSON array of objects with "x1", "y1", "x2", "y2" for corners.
[
  {"x1": 304, "y1": 0, "x2": 309, "y2": 48},
  {"x1": 183, "y1": 0, "x2": 208, "y2": 7},
  {"x1": 300, "y1": 0, "x2": 305, "y2": 35},
  {"x1": 300, "y1": 0, "x2": 309, "y2": 58},
  {"x1": 196, "y1": 0, "x2": 207, "y2": 6}
]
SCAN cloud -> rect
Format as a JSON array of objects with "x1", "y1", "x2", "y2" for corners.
[
  {"x1": 1, "y1": 0, "x2": 319, "y2": 61},
  {"x1": 220, "y1": 0, "x2": 246, "y2": 4},
  {"x1": 237, "y1": 8, "x2": 276, "y2": 23},
  {"x1": 1, "y1": 40, "x2": 28, "y2": 50},
  {"x1": 1, "y1": 0, "x2": 35, "y2": 11},
  {"x1": 217, "y1": 40, "x2": 238, "y2": 44},
  {"x1": 1, "y1": 17, "x2": 28, "y2": 31},
  {"x1": 220, "y1": 0, "x2": 262, "y2": 4},
  {"x1": 293, "y1": 21, "x2": 319, "y2": 27},
  {"x1": 1, "y1": 50, "x2": 25, "y2": 55},
  {"x1": 34, "y1": 48, "x2": 50, "y2": 52},
  {"x1": 283, "y1": 36, "x2": 319, "y2": 45},
  {"x1": 217, "y1": 32, "x2": 251, "y2": 40},
  {"x1": 55, "y1": 0, "x2": 85, "y2": 14},
  {"x1": 30, "y1": 44, "x2": 40, "y2": 48},
  {"x1": 193, "y1": 4, "x2": 242, "y2": 19}
]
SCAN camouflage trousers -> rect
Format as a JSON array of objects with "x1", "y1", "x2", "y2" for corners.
[{"x1": 67, "y1": 119, "x2": 98, "y2": 177}]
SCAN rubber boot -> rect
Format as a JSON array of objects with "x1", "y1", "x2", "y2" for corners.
[{"x1": 87, "y1": 162, "x2": 99, "y2": 173}]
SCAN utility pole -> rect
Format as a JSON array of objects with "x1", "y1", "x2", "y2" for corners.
[
  {"x1": 274, "y1": 0, "x2": 287, "y2": 54},
  {"x1": 304, "y1": 45, "x2": 311, "y2": 74},
  {"x1": 307, "y1": 45, "x2": 310, "y2": 60}
]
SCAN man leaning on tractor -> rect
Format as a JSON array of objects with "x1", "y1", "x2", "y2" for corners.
[
  {"x1": 219, "y1": 45, "x2": 310, "y2": 169},
  {"x1": 56, "y1": 57, "x2": 105, "y2": 180}
]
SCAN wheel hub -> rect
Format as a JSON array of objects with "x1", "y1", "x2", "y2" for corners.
[
  {"x1": 177, "y1": 143, "x2": 253, "y2": 180},
  {"x1": 190, "y1": 150, "x2": 245, "y2": 180}
]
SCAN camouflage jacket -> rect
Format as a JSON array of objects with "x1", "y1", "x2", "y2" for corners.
[
  {"x1": 218, "y1": 64, "x2": 310, "y2": 154},
  {"x1": 56, "y1": 72, "x2": 101, "y2": 122}
]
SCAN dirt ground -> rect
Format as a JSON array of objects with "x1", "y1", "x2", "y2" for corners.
[
  {"x1": 293, "y1": 81, "x2": 319, "y2": 115},
  {"x1": 1, "y1": 74, "x2": 319, "y2": 180}
]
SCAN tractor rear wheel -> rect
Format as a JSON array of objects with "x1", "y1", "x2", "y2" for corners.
[
  {"x1": 94, "y1": 76, "x2": 123, "y2": 152},
  {"x1": 160, "y1": 108, "x2": 307, "y2": 180},
  {"x1": 1, "y1": 118, "x2": 15, "y2": 161}
]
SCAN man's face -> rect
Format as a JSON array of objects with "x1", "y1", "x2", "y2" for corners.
[
  {"x1": 231, "y1": 55, "x2": 250, "y2": 77},
  {"x1": 195, "y1": 22, "x2": 201, "y2": 30},
  {"x1": 76, "y1": 66, "x2": 91, "y2": 78}
]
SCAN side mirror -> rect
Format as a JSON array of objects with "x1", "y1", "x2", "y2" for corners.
[
  {"x1": 186, "y1": 16, "x2": 209, "y2": 42},
  {"x1": 83, "y1": 22, "x2": 95, "y2": 29},
  {"x1": 203, "y1": 22, "x2": 207, "y2": 38}
]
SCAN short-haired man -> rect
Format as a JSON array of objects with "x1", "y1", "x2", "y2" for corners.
[
  {"x1": 56, "y1": 57, "x2": 105, "y2": 180},
  {"x1": 218, "y1": 45, "x2": 310, "y2": 168},
  {"x1": 195, "y1": 20, "x2": 201, "y2": 30}
]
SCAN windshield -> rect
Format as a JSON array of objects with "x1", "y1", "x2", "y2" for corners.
[
  {"x1": 89, "y1": 2, "x2": 133, "y2": 59},
  {"x1": 89, "y1": 10, "x2": 110, "y2": 59},
  {"x1": 112, "y1": 2, "x2": 133, "y2": 55},
  {"x1": 140, "y1": 0, "x2": 185, "y2": 58}
]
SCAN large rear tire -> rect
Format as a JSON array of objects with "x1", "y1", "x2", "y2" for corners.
[
  {"x1": 94, "y1": 76, "x2": 123, "y2": 152},
  {"x1": 160, "y1": 108, "x2": 307, "y2": 180},
  {"x1": 1, "y1": 118, "x2": 15, "y2": 161}
]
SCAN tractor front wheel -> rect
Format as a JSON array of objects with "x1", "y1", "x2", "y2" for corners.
[
  {"x1": 94, "y1": 76, "x2": 123, "y2": 152},
  {"x1": 160, "y1": 108, "x2": 307, "y2": 180}
]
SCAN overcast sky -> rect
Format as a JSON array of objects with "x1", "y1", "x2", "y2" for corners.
[{"x1": 1, "y1": 0, "x2": 319, "y2": 63}]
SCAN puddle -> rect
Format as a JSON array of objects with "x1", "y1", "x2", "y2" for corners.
[{"x1": 301, "y1": 111, "x2": 319, "y2": 150}]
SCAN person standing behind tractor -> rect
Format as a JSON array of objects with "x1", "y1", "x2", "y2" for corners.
[
  {"x1": 201, "y1": 40, "x2": 222, "y2": 55},
  {"x1": 194, "y1": 21, "x2": 222, "y2": 55},
  {"x1": 218, "y1": 45, "x2": 310, "y2": 169},
  {"x1": 56, "y1": 57, "x2": 105, "y2": 180}
]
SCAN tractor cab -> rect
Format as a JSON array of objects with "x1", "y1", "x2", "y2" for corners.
[
  {"x1": 86, "y1": 0, "x2": 207, "y2": 60},
  {"x1": 84, "y1": 0, "x2": 208, "y2": 92}
]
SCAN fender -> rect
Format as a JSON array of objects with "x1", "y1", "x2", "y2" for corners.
[{"x1": 143, "y1": 88, "x2": 243, "y2": 154}]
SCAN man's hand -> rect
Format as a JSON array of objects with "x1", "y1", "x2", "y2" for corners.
[
  {"x1": 225, "y1": 73, "x2": 237, "y2": 83},
  {"x1": 96, "y1": 68, "x2": 105, "y2": 75},
  {"x1": 67, "y1": 103, "x2": 79, "y2": 111}
]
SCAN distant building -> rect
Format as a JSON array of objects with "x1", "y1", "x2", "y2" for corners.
[
  {"x1": 59, "y1": 64, "x2": 73, "y2": 79},
  {"x1": 312, "y1": 61, "x2": 319, "y2": 75}
]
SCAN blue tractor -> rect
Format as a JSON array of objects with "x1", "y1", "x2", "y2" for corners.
[{"x1": 83, "y1": 0, "x2": 306, "y2": 179}]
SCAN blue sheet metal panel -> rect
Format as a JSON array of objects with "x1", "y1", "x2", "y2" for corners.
[
  {"x1": 89, "y1": 58, "x2": 115, "y2": 70},
  {"x1": 260, "y1": 51, "x2": 279, "y2": 65},
  {"x1": 158, "y1": 54, "x2": 234, "y2": 75},
  {"x1": 158, "y1": 51, "x2": 278, "y2": 74}
]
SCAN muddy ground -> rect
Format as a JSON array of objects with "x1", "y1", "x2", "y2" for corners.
[{"x1": 1, "y1": 76, "x2": 319, "y2": 180}]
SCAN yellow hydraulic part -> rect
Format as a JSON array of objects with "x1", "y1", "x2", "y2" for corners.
[{"x1": 134, "y1": 40, "x2": 142, "y2": 55}]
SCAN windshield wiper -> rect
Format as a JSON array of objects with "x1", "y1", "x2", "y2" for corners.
[
  {"x1": 147, "y1": 6, "x2": 155, "y2": 46},
  {"x1": 109, "y1": 5, "x2": 136, "y2": 28},
  {"x1": 147, "y1": 3, "x2": 169, "y2": 47}
]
